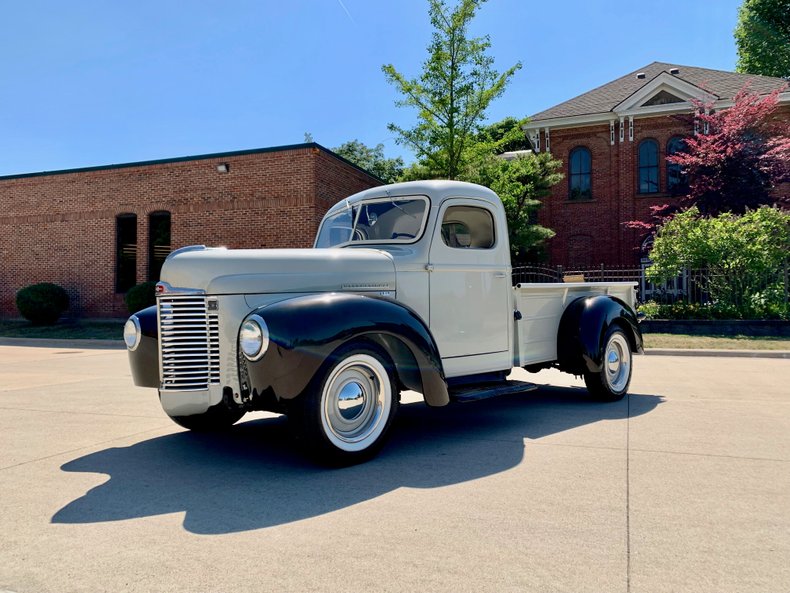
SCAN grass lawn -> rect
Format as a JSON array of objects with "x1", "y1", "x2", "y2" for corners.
[
  {"x1": 0, "y1": 319, "x2": 124, "y2": 340},
  {"x1": 642, "y1": 333, "x2": 790, "y2": 350}
]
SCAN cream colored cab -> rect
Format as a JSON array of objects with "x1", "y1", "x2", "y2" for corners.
[{"x1": 427, "y1": 197, "x2": 512, "y2": 377}]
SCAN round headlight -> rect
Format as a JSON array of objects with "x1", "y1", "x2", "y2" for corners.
[
  {"x1": 240, "y1": 315, "x2": 269, "y2": 361},
  {"x1": 123, "y1": 316, "x2": 141, "y2": 351}
]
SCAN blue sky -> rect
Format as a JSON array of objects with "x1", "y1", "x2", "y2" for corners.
[{"x1": 0, "y1": 0, "x2": 743, "y2": 176}]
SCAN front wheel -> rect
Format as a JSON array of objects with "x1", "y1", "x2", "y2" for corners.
[
  {"x1": 584, "y1": 327, "x2": 632, "y2": 401},
  {"x1": 293, "y1": 342, "x2": 398, "y2": 464}
]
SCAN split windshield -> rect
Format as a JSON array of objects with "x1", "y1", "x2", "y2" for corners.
[{"x1": 315, "y1": 197, "x2": 428, "y2": 248}]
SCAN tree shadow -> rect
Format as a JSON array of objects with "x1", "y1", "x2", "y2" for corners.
[{"x1": 52, "y1": 386, "x2": 662, "y2": 534}]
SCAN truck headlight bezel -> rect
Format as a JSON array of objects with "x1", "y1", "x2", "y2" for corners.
[
  {"x1": 123, "y1": 316, "x2": 141, "y2": 351},
  {"x1": 239, "y1": 314, "x2": 270, "y2": 361}
]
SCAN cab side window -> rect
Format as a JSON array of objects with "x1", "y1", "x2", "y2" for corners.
[{"x1": 440, "y1": 205, "x2": 495, "y2": 249}]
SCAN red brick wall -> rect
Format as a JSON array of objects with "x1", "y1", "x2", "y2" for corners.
[
  {"x1": 537, "y1": 115, "x2": 690, "y2": 267},
  {"x1": 0, "y1": 146, "x2": 380, "y2": 318}
]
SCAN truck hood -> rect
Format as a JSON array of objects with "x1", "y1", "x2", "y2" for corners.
[{"x1": 159, "y1": 247, "x2": 397, "y2": 295}]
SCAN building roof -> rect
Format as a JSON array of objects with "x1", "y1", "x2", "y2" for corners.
[
  {"x1": 531, "y1": 62, "x2": 788, "y2": 122},
  {"x1": 0, "y1": 142, "x2": 382, "y2": 182}
]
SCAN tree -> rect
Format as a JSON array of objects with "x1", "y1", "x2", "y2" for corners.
[
  {"x1": 457, "y1": 117, "x2": 560, "y2": 260},
  {"x1": 628, "y1": 85, "x2": 790, "y2": 237},
  {"x1": 646, "y1": 206, "x2": 790, "y2": 318},
  {"x1": 382, "y1": 0, "x2": 521, "y2": 179},
  {"x1": 332, "y1": 140, "x2": 405, "y2": 183},
  {"x1": 667, "y1": 86, "x2": 790, "y2": 217},
  {"x1": 482, "y1": 152, "x2": 561, "y2": 261},
  {"x1": 475, "y1": 116, "x2": 532, "y2": 153},
  {"x1": 735, "y1": 0, "x2": 790, "y2": 78}
]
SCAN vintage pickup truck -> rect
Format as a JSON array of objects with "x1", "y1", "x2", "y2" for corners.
[{"x1": 124, "y1": 180, "x2": 642, "y2": 462}]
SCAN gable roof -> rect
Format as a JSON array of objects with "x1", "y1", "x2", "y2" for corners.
[{"x1": 530, "y1": 62, "x2": 788, "y2": 123}]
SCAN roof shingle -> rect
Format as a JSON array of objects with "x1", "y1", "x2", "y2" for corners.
[{"x1": 531, "y1": 62, "x2": 788, "y2": 122}]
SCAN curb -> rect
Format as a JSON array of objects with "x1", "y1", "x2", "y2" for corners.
[
  {"x1": 645, "y1": 348, "x2": 790, "y2": 359},
  {"x1": 0, "y1": 337, "x2": 126, "y2": 350}
]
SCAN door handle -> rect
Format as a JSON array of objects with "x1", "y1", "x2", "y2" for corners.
[{"x1": 494, "y1": 272, "x2": 507, "y2": 278}]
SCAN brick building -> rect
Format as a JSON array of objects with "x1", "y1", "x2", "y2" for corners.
[
  {"x1": 0, "y1": 143, "x2": 381, "y2": 318},
  {"x1": 524, "y1": 62, "x2": 789, "y2": 267}
]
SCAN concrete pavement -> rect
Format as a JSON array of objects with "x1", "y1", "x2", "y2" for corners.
[{"x1": 0, "y1": 346, "x2": 788, "y2": 593}]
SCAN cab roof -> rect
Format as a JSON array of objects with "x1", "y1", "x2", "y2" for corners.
[{"x1": 328, "y1": 180, "x2": 502, "y2": 216}]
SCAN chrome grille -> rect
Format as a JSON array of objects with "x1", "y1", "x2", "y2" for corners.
[{"x1": 158, "y1": 294, "x2": 220, "y2": 391}]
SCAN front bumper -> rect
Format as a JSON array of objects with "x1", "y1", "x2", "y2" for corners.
[{"x1": 159, "y1": 386, "x2": 224, "y2": 417}]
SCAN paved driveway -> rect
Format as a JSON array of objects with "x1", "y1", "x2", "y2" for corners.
[{"x1": 0, "y1": 346, "x2": 788, "y2": 593}]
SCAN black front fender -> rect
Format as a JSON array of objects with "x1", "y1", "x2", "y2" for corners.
[
  {"x1": 557, "y1": 295, "x2": 643, "y2": 375},
  {"x1": 127, "y1": 305, "x2": 159, "y2": 388},
  {"x1": 243, "y1": 293, "x2": 449, "y2": 406}
]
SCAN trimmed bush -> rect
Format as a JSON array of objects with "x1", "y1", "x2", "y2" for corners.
[
  {"x1": 637, "y1": 299, "x2": 790, "y2": 321},
  {"x1": 125, "y1": 281, "x2": 157, "y2": 314},
  {"x1": 16, "y1": 283, "x2": 70, "y2": 326}
]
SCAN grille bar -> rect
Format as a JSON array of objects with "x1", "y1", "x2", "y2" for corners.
[{"x1": 158, "y1": 293, "x2": 220, "y2": 391}]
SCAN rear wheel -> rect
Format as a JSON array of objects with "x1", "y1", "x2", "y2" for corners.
[
  {"x1": 292, "y1": 342, "x2": 398, "y2": 464},
  {"x1": 584, "y1": 327, "x2": 632, "y2": 401}
]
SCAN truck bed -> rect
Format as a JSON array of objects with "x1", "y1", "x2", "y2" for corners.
[{"x1": 513, "y1": 282, "x2": 637, "y2": 367}]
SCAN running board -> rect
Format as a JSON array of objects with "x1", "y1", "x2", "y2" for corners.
[{"x1": 449, "y1": 380, "x2": 538, "y2": 403}]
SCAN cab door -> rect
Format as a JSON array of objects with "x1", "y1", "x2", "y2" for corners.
[{"x1": 428, "y1": 199, "x2": 511, "y2": 368}]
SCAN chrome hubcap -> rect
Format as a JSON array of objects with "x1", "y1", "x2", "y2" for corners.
[
  {"x1": 321, "y1": 354, "x2": 391, "y2": 451},
  {"x1": 604, "y1": 333, "x2": 631, "y2": 393},
  {"x1": 337, "y1": 381, "x2": 365, "y2": 421}
]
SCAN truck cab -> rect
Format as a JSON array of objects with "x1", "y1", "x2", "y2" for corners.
[
  {"x1": 125, "y1": 180, "x2": 642, "y2": 463},
  {"x1": 315, "y1": 181, "x2": 513, "y2": 377}
]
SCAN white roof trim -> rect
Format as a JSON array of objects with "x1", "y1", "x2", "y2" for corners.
[
  {"x1": 524, "y1": 112, "x2": 615, "y2": 131},
  {"x1": 613, "y1": 72, "x2": 717, "y2": 112},
  {"x1": 523, "y1": 90, "x2": 790, "y2": 133}
]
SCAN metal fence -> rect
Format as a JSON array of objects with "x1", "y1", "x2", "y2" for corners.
[{"x1": 512, "y1": 262, "x2": 790, "y2": 307}]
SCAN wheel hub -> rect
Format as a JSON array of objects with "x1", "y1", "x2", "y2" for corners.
[
  {"x1": 607, "y1": 350, "x2": 620, "y2": 373},
  {"x1": 337, "y1": 381, "x2": 365, "y2": 421},
  {"x1": 604, "y1": 333, "x2": 631, "y2": 392}
]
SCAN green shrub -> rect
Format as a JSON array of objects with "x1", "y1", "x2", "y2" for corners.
[
  {"x1": 124, "y1": 281, "x2": 157, "y2": 314},
  {"x1": 15, "y1": 283, "x2": 70, "y2": 326},
  {"x1": 637, "y1": 299, "x2": 790, "y2": 321}
]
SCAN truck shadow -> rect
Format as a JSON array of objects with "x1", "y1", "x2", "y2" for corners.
[{"x1": 52, "y1": 386, "x2": 662, "y2": 534}]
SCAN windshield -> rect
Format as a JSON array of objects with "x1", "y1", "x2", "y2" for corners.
[{"x1": 315, "y1": 197, "x2": 428, "y2": 248}]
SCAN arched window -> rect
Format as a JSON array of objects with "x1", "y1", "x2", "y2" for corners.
[
  {"x1": 638, "y1": 139, "x2": 659, "y2": 194},
  {"x1": 148, "y1": 211, "x2": 171, "y2": 281},
  {"x1": 666, "y1": 136, "x2": 688, "y2": 195},
  {"x1": 116, "y1": 213, "x2": 137, "y2": 292},
  {"x1": 568, "y1": 147, "x2": 592, "y2": 200}
]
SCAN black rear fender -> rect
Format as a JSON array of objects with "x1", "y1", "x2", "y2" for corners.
[{"x1": 557, "y1": 295, "x2": 643, "y2": 375}]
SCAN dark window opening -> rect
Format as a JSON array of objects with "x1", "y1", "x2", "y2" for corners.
[
  {"x1": 666, "y1": 136, "x2": 688, "y2": 195},
  {"x1": 116, "y1": 213, "x2": 137, "y2": 292},
  {"x1": 569, "y1": 147, "x2": 592, "y2": 200},
  {"x1": 638, "y1": 139, "x2": 659, "y2": 194},
  {"x1": 642, "y1": 90, "x2": 684, "y2": 107},
  {"x1": 148, "y1": 211, "x2": 172, "y2": 281}
]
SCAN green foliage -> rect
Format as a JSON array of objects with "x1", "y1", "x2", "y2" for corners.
[
  {"x1": 646, "y1": 206, "x2": 790, "y2": 318},
  {"x1": 124, "y1": 281, "x2": 157, "y2": 314},
  {"x1": 735, "y1": 0, "x2": 790, "y2": 78},
  {"x1": 475, "y1": 116, "x2": 532, "y2": 153},
  {"x1": 382, "y1": 0, "x2": 521, "y2": 179},
  {"x1": 638, "y1": 299, "x2": 789, "y2": 320},
  {"x1": 15, "y1": 283, "x2": 70, "y2": 326},
  {"x1": 332, "y1": 140, "x2": 405, "y2": 183},
  {"x1": 471, "y1": 149, "x2": 562, "y2": 260}
]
